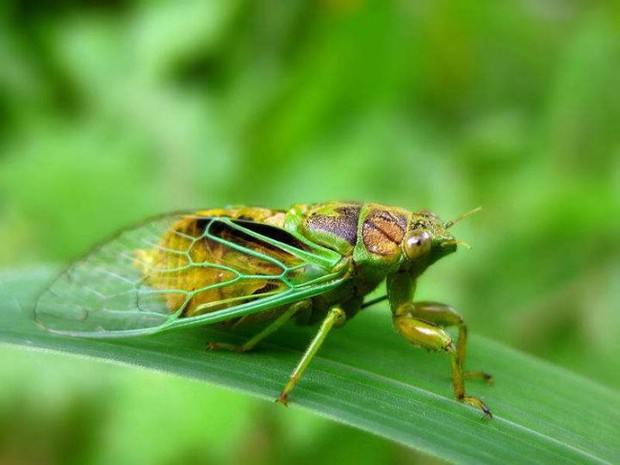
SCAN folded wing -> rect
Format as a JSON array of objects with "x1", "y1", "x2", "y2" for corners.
[{"x1": 34, "y1": 212, "x2": 346, "y2": 337}]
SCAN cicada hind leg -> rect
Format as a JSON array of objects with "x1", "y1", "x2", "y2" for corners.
[
  {"x1": 207, "y1": 299, "x2": 349, "y2": 406},
  {"x1": 276, "y1": 305, "x2": 346, "y2": 406}
]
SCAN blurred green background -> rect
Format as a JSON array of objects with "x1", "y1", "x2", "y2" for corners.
[{"x1": 1, "y1": 1, "x2": 619, "y2": 464}]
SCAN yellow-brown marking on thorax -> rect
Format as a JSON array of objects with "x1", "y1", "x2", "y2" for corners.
[{"x1": 362, "y1": 208, "x2": 408, "y2": 256}]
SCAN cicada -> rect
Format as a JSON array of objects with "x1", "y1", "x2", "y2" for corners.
[{"x1": 34, "y1": 202, "x2": 492, "y2": 416}]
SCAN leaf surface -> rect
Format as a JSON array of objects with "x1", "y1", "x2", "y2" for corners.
[{"x1": 1, "y1": 267, "x2": 617, "y2": 464}]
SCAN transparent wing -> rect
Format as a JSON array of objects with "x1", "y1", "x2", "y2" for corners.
[{"x1": 33, "y1": 213, "x2": 347, "y2": 337}]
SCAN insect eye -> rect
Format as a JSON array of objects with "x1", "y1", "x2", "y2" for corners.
[{"x1": 404, "y1": 230, "x2": 431, "y2": 260}]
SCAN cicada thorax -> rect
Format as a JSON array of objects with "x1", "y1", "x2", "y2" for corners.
[
  {"x1": 298, "y1": 202, "x2": 411, "y2": 280},
  {"x1": 301, "y1": 203, "x2": 361, "y2": 253},
  {"x1": 134, "y1": 207, "x2": 308, "y2": 318}
]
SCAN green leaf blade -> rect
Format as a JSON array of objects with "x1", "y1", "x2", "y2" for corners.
[{"x1": 1, "y1": 268, "x2": 618, "y2": 465}]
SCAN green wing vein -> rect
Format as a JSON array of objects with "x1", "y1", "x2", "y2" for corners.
[{"x1": 33, "y1": 214, "x2": 347, "y2": 338}]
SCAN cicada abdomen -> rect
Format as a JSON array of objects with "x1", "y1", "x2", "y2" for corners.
[{"x1": 134, "y1": 214, "x2": 320, "y2": 318}]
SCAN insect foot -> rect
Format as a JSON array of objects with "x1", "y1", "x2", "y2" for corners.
[
  {"x1": 460, "y1": 395, "x2": 493, "y2": 419},
  {"x1": 275, "y1": 392, "x2": 289, "y2": 407}
]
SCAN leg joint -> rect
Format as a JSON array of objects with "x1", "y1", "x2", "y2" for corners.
[{"x1": 331, "y1": 307, "x2": 346, "y2": 319}]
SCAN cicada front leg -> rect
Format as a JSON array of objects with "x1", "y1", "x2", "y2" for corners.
[
  {"x1": 408, "y1": 301, "x2": 493, "y2": 384},
  {"x1": 207, "y1": 300, "x2": 311, "y2": 353},
  {"x1": 387, "y1": 272, "x2": 492, "y2": 417}
]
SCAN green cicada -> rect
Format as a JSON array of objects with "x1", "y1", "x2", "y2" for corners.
[{"x1": 34, "y1": 202, "x2": 492, "y2": 416}]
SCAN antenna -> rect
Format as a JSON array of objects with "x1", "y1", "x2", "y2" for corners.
[{"x1": 444, "y1": 206, "x2": 482, "y2": 229}]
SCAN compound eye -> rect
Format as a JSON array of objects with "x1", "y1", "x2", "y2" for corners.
[{"x1": 404, "y1": 230, "x2": 431, "y2": 260}]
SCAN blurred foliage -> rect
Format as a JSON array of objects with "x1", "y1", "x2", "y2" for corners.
[{"x1": 0, "y1": 0, "x2": 618, "y2": 464}]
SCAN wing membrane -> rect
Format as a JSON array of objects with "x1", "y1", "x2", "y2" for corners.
[{"x1": 34, "y1": 213, "x2": 347, "y2": 337}]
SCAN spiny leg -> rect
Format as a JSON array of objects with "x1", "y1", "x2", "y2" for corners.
[
  {"x1": 276, "y1": 306, "x2": 346, "y2": 406},
  {"x1": 207, "y1": 300, "x2": 310, "y2": 353},
  {"x1": 387, "y1": 272, "x2": 492, "y2": 417},
  {"x1": 410, "y1": 301, "x2": 492, "y2": 383}
]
